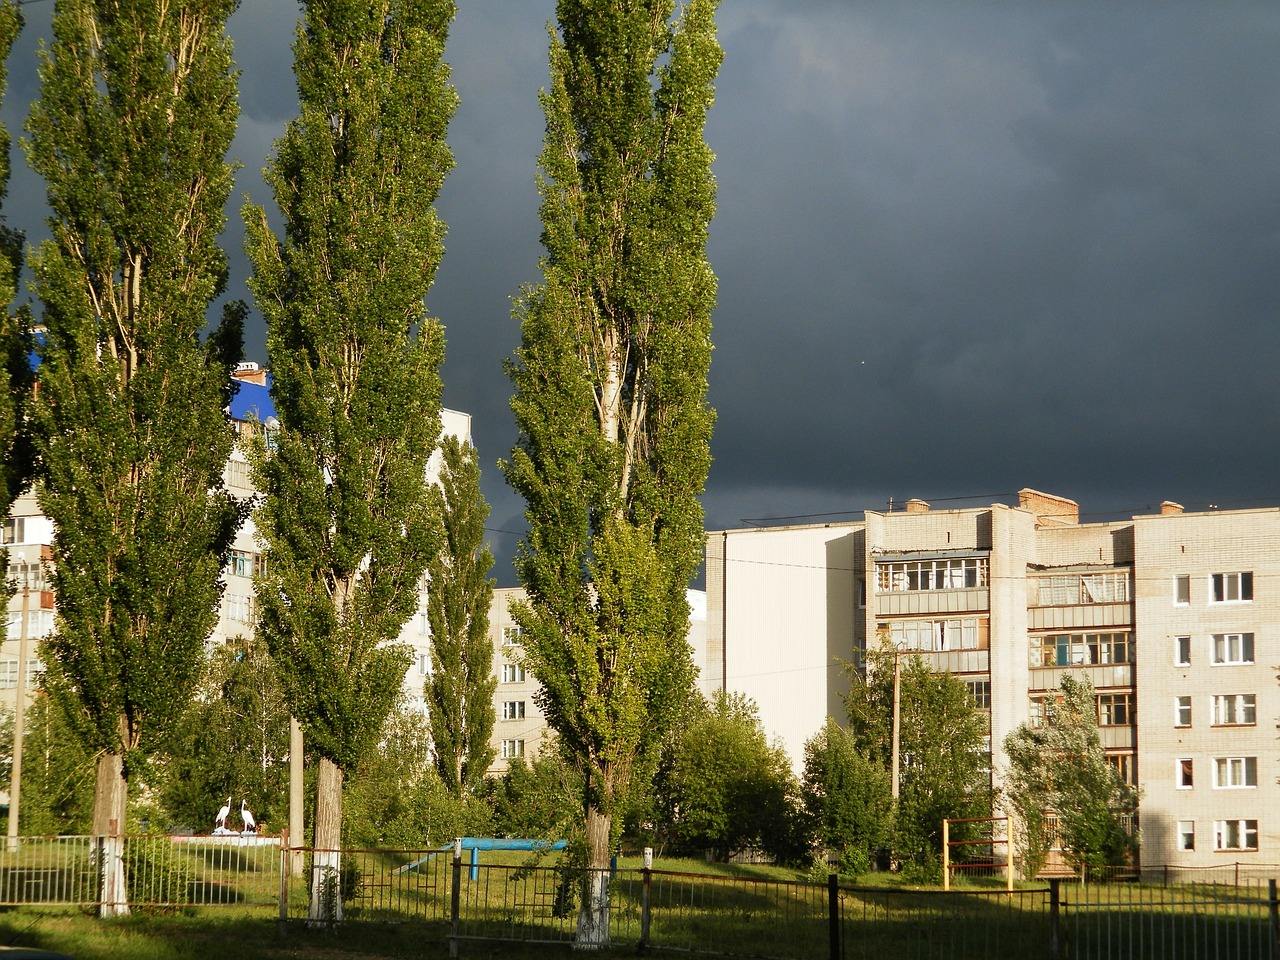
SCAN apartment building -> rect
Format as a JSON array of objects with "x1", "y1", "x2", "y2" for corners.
[
  {"x1": 484, "y1": 585, "x2": 710, "y2": 776},
  {"x1": 3, "y1": 363, "x2": 473, "y2": 719},
  {"x1": 705, "y1": 489, "x2": 1278, "y2": 867}
]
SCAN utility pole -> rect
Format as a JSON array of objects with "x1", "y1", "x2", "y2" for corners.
[
  {"x1": 7, "y1": 548, "x2": 29, "y2": 850},
  {"x1": 891, "y1": 645, "x2": 902, "y2": 801}
]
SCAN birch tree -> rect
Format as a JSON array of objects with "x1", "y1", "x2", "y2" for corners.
[
  {"x1": 244, "y1": 0, "x2": 456, "y2": 922},
  {"x1": 503, "y1": 0, "x2": 721, "y2": 945},
  {"x1": 25, "y1": 0, "x2": 242, "y2": 916}
]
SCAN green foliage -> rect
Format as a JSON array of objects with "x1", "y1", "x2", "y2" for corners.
[
  {"x1": 0, "y1": 0, "x2": 32, "y2": 552},
  {"x1": 1004, "y1": 675, "x2": 1138, "y2": 877},
  {"x1": 12, "y1": 693, "x2": 95, "y2": 835},
  {"x1": 344, "y1": 703, "x2": 491, "y2": 848},
  {"x1": 425, "y1": 435, "x2": 497, "y2": 798},
  {"x1": 801, "y1": 718, "x2": 893, "y2": 875},
  {"x1": 155, "y1": 638, "x2": 291, "y2": 833},
  {"x1": 656, "y1": 692, "x2": 803, "y2": 863},
  {"x1": 24, "y1": 0, "x2": 243, "y2": 812},
  {"x1": 488, "y1": 751, "x2": 583, "y2": 842},
  {"x1": 501, "y1": 0, "x2": 722, "y2": 867},
  {"x1": 844, "y1": 650, "x2": 991, "y2": 873},
  {"x1": 244, "y1": 0, "x2": 457, "y2": 777}
]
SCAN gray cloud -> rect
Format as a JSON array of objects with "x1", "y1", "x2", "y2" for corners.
[{"x1": 4, "y1": 2, "x2": 1279, "y2": 582}]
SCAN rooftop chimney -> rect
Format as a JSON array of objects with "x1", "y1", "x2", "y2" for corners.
[
  {"x1": 905, "y1": 499, "x2": 929, "y2": 514},
  {"x1": 1161, "y1": 501, "x2": 1184, "y2": 516},
  {"x1": 1018, "y1": 488, "x2": 1079, "y2": 526}
]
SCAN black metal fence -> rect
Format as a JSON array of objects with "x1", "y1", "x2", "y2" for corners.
[{"x1": 2, "y1": 837, "x2": 1278, "y2": 960}]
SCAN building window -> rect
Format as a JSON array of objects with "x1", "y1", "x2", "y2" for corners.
[
  {"x1": 1177, "y1": 758, "x2": 1193, "y2": 789},
  {"x1": 891, "y1": 617, "x2": 982, "y2": 651},
  {"x1": 225, "y1": 595, "x2": 255, "y2": 624},
  {"x1": 1175, "y1": 696, "x2": 1191, "y2": 727},
  {"x1": 229, "y1": 550, "x2": 253, "y2": 578},
  {"x1": 876, "y1": 557, "x2": 988, "y2": 592},
  {"x1": 1211, "y1": 572, "x2": 1253, "y2": 603},
  {"x1": 1106, "y1": 752, "x2": 1135, "y2": 787},
  {"x1": 1214, "y1": 820, "x2": 1258, "y2": 851},
  {"x1": 1213, "y1": 757, "x2": 1257, "y2": 789},
  {"x1": 1096, "y1": 693, "x2": 1132, "y2": 726},
  {"x1": 1178, "y1": 821, "x2": 1195, "y2": 851},
  {"x1": 1211, "y1": 694, "x2": 1256, "y2": 726},
  {"x1": 502, "y1": 625, "x2": 522, "y2": 647},
  {"x1": 501, "y1": 739, "x2": 525, "y2": 760},
  {"x1": 1032, "y1": 632, "x2": 1131, "y2": 668},
  {"x1": 1036, "y1": 571, "x2": 1130, "y2": 606},
  {"x1": 965, "y1": 680, "x2": 990, "y2": 709},
  {"x1": 856, "y1": 578, "x2": 866, "y2": 609},
  {"x1": 1, "y1": 518, "x2": 25, "y2": 544},
  {"x1": 1174, "y1": 575, "x2": 1190, "y2": 605},
  {"x1": 502, "y1": 700, "x2": 526, "y2": 721},
  {"x1": 418, "y1": 653, "x2": 430, "y2": 676},
  {"x1": 253, "y1": 553, "x2": 269, "y2": 578},
  {"x1": 501, "y1": 663, "x2": 526, "y2": 684},
  {"x1": 1175, "y1": 635, "x2": 1191, "y2": 667},
  {"x1": 1212, "y1": 633, "x2": 1254, "y2": 665}
]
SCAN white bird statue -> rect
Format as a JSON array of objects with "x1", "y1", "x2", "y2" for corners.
[
  {"x1": 241, "y1": 799, "x2": 256, "y2": 834},
  {"x1": 214, "y1": 796, "x2": 231, "y2": 831}
]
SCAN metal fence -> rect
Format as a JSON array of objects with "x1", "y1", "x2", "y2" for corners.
[
  {"x1": 2, "y1": 837, "x2": 1278, "y2": 960},
  {"x1": 0, "y1": 834, "x2": 281, "y2": 910}
]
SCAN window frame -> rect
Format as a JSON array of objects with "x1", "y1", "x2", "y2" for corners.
[
  {"x1": 1174, "y1": 575, "x2": 1190, "y2": 605},
  {"x1": 501, "y1": 700, "x2": 526, "y2": 721},
  {"x1": 1214, "y1": 819, "x2": 1258, "y2": 852},
  {"x1": 1096, "y1": 692, "x2": 1133, "y2": 726},
  {"x1": 1212, "y1": 633, "x2": 1255, "y2": 665},
  {"x1": 1175, "y1": 635, "x2": 1191, "y2": 667},
  {"x1": 501, "y1": 738, "x2": 525, "y2": 760},
  {"x1": 1211, "y1": 693, "x2": 1257, "y2": 726},
  {"x1": 1210, "y1": 572, "x2": 1254, "y2": 604},
  {"x1": 1174, "y1": 695, "x2": 1191, "y2": 728},
  {"x1": 1213, "y1": 756, "x2": 1258, "y2": 789},
  {"x1": 501, "y1": 663, "x2": 526, "y2": 684},
  {"x1": 1177, "y1": 820, "x2": 1195, "y2": 851},
  {"x1": 1176, "y1": 758, "x2": 1194, "y2": 789}
]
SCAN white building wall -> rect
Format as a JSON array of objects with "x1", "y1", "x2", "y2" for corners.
[{"x1": 707, "y1": 523, "x2": 862, "y2": 773}]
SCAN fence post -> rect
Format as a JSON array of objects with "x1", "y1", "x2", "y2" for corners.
[
  {"x1": 1269, "y1": 878, "x2": 1278, "y2": 960},
  {"x1": 1048, "y1": 877, "x2": 1062, "y2": 960},
  {"x1": 639, "y1": 846, "x2": 653, "y2": 952},
  {"x1": 828, "y1": 873, "x2": 840, "y2": 960},
  {"x1": 449, "y1": 838, "x2": 462, "y2": 959},
  {"x1": 278, "y1": 829, "x2": 289, "y2": 928},
  {"x1": 942, "y1": 819, "x2": 950, "y2": 892}
]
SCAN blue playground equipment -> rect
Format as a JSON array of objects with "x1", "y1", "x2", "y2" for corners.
[{"x1": 393, "y1": 837, "x2": 568, "y2": 880}]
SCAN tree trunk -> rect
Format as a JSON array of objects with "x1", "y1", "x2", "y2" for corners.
[
  {"x1": 576, "y1": 804, "x2": 612, "y2": 948},
  {"x1": 92, "y1": 750, "x2": 129, "y2": 918},
  {"x1": 308, "y1": 756, "x2": 344, "y2": 922}
]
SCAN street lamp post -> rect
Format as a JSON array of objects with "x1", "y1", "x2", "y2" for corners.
[{"x1": 890, "y1": 643, "x2": 907, "y2": 802}]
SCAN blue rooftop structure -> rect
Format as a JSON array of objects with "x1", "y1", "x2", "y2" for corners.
[{"x1": 228, "y1": 375, "x2": 276, "y2": 424}]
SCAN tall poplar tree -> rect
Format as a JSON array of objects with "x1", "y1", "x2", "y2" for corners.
[
  {"x1": 425, "y1": 434, "x2": 496, "y2": 798},
  {"x1": 502, "y1": 0, "x2": 721, "y2": 944},
  {"x1": 243, "y1": 0, "x2": 456, "y2": 922},
  {"x1": 24, "y1": 0, "x2": 242, "y2": 916},
  {"x1": 0, "y1": 0, "x2": 31, "y2": 542}
]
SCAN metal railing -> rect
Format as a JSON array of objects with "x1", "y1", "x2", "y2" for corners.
[
  {"x1": 0, "y1": 834, "x2": 281, "y2": 909},
  {"x1": 2, "y1": 837, "x2": 1278, "y2": 960}
]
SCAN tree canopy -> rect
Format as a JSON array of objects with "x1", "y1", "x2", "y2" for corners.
[
  {"x1": 844, "y1": 650, "x2": 991, "y2": 875},
  {"x1": 1004, "y1": 675, "x2": 1138, "y2": 877},
  {"x1": 25, "y1": 0, "x2": 243, "y2": 913},
  {"x1": 502, "y1": 0, "x2": 721, "y2": 942},
  {"x1": 244, "y1": 0, "x2": 457, "y2": 921}
]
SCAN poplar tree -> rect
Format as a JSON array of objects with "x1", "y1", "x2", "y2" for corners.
[
  {"x1": 24, "y1": 0, "x2": 241, "y2": 916},
  {"x1": 0, "y1": 0, "x2": 30, "y2": 540},
  {"x1": 425, "y1": 434, "x2": 496, "y2": 798},
  {"x1": 502, "y1": 0, "x2": 720, "y2": 944},
  {"x1": 244, "y1": 0, "x2": 456, "y2": 922}
]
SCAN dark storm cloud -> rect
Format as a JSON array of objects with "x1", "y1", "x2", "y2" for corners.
[{"x1": 3, "y1": 2, "x2": 1279, "y2": 580}]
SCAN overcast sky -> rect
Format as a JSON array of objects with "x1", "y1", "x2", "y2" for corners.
[{"x1": 5, "y1": 2, "x2": 1280, "y2": 584}]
